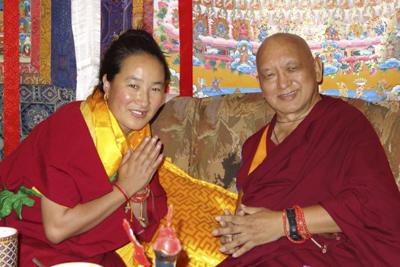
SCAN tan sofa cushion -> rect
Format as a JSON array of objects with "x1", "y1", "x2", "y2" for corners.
[{"x1": 152, "y1": 93, "x2": 400, "y2": 192}]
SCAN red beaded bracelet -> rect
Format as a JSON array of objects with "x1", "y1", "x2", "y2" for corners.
[
  {"x1": 114, "y1": 183, "x2": 135, "y2": 222},
  {"x1": 130, "y1": 185, "x2": 151, "y2": 203},
  {"x1": 293, "y1": 205, "x2": 312, "y2": 240},
  {"x1": 282, "y1": 209, "x2": 305, "y2": 244},
  {"x1": 114, "y1": 183, "x2": 130, "y2": 202}
]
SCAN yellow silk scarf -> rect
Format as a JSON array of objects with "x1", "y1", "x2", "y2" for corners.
[
  {"x1": 80, "y1": 89, "x2": 151, "y2": 180},
  {"x1": 248, "y1": 125, "x2": 269, "y2": 174}
]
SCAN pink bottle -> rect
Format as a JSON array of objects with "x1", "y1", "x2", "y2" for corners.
[{"x1": 153, "y1": 205, "x2": 182, "y2": 267}]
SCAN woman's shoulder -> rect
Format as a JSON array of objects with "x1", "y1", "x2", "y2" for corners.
[
  {"x1": 31, "y1": 101, "x2": 91, "y2": 156},
  {"x1": 25, "y1": 101, "x2": 84, "y2": 136},
  {"x1": 47, "y1": 101, "x2": 83, "y2": 124},
  {"x1": 40, "y1": 101, "x2": 87, "y2": 135}
]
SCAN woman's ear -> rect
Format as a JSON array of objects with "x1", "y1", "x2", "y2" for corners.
[{"x1": 102, "y1": 75, "x2": 110, "y2": 95}]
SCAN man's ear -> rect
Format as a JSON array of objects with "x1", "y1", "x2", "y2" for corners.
[
  {"x1": 314, "y1": 57, "x2": 323, "y2": 84},
  {"x1": 256, "y1": 73, "x2": 261, "y2": 86}
]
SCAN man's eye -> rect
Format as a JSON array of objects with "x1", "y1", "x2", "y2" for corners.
[
  {"x1": 264, "y1": 73, "x2": 274, "y2": 79},
  {"x1": 128, "y1": 84, "x2": 139, "y2": 89},
  {"x1": 288, "y1": 66, "x2": 297, "y2": 72},
  {"x1": 152, "y1": 87, "x2": 162, "y2": 92}
]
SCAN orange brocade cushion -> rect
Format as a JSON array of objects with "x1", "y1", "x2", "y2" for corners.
[{"x1": 116, "y1": 159, "x2": 238, "y2": 266}]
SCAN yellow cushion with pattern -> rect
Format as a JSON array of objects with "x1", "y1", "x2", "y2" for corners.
[{"x1": 117, "y1": 158, "x2": 238, "y2": 266}]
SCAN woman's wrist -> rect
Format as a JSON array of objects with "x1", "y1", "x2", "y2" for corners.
[
  {"x1": 114, "y1": 182, "x2": 130, "y2": 202},
  {"x1": 131, "y1": 198, "x2": 149, "y2": 228},
  {"x1": 131, "y1": 185, "x2": 151, "y2": 203},
  {"x1": 116, "y1": 173, "x2": 150, "y2": 197}
]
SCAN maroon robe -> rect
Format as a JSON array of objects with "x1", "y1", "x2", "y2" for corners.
[
  {"x1": 219, "y1": 96, "x2": 400, "y2": 266},
  {"x1": 0, "y1": 102, "x2": 167, "y2": 266}
]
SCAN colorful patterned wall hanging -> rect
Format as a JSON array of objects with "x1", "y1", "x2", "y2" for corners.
[
  {"x1": 1, "y1": 0, "x2": 142, "y2": 158},
  {"x1": 133, "y1": 0, "x2": 144, "y2": 29},
  {"x1": 143, "y1": 0, "x2": 154, "y2": 33},
  {"x1": 154, "y1": 0, "x2": 400, "y2": 102},
  {"x1": 40, "y1": 0, "x2": 51, "y2": 84},
  {"x1": 0, "y1": 84, "x2": 75, "y2": 159},
  {"x1": 51, "y1": 0, "x2": 76, "y2": 89},
  {"x1": 153, "y1": 0, "x2": 180, "y2": 95},
  {"x1": 0, "y1": 0, "x2": 51, "y2": 85},
  {"x1": 132, "y1": 0, "x2": 154, "y2": 32},
  {"x1": 1, "y1": 0, "x2": 77, "y2": 158},
  {"x1": 101, "y1": 0, "x2": 133, "y2": 56},
  {"x1": 19, "y1": 85, "x2": 75, "y2": 139}
]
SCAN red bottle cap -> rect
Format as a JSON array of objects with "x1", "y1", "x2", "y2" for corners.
[{"x1": 153, "y1": 205, "x2": 182, "y2": 256}]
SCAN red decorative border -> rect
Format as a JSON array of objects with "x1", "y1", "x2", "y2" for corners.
[
  {"x1": 143, "y1": 0, "x2": 153, "y2": 33},
  {"x1": 178, "y1": 0, "x2": 193, "y2": 96},
  {"x1": 30, "y1": 0, "x2": 40, "y2": 72},
  {"x1": 4, "y1": 0, "x2": 21, "y2": 155}
]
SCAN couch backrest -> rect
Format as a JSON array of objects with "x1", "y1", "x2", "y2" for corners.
[{"x1": 152, "y1": 93, "x2": 400, "y2": 192}]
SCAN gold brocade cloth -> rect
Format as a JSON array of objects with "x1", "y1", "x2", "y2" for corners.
[{"x1": 117, "y1": 159, "x2": 238, "y2": 266}]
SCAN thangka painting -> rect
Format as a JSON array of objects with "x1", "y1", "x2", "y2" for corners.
[
  {"x1": 154, "y1": 0, "x2": 400, "y2": 102},
  {"x1": 0, "y1": 0, "x2": 50, "y2": 84},
  {"x1": 0, "y1": 0, "x2": 31, "y2": 63}
]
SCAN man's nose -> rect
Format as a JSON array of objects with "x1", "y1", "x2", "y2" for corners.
[{"x1": 277, "y1": 72, "x2": 291, "y2": 90}]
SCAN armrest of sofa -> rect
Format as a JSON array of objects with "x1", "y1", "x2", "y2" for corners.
[
  {"x1": 152, "y1": 94, "x2": 400, "y2": 192},
  {"x1": 152, "y1": 93, "x2": 275, "y2": 192},
  {"x1": 151, "y1": 96, "x2": 198, "y2": 174}
]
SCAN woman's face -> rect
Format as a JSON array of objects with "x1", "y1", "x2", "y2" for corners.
[{"x1": 103, "y1": 53, "x2": 166, "y2": 135}]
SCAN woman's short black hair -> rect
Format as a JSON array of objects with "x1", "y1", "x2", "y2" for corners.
[{"x1": 96, "y1": 29, "x2": 170, "y2": 92}]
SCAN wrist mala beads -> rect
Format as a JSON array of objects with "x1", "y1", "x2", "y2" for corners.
[
  {"x1": 114, "y1": 183, "x2": 151, "y2": 227},
  {"x1": 114, "y1": 182, "x2": 133, "y2": 221},
  {"x1": 282, "y1": 205, "x2": 327, "y2": 253},
  {"x1": 131, "y1": 185, "x2": 151, "y2": 228}
]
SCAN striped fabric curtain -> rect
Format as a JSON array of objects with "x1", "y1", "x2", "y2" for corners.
[{"x1": 1, "y1": 0, "x2": 152, "y2": 158}]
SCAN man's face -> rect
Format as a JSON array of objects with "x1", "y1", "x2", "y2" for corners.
[{"x1": 256, "y1": 37, "x2": 322, "y2": 119}]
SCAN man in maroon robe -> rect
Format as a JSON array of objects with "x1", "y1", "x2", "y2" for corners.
[{"x1": 213, "y1": 33, "x2": 400, "y2": 266}]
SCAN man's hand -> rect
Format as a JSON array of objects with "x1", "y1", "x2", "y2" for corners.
[
  {"x1": 212, "y1": 205, "x2": 283, "y2": 258},
  {"x1": 216, "y1": 209, "x2": 245, "y2": 255}
]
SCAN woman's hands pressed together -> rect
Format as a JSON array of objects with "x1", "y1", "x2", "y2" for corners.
[
  {"x1": 117, "y1": 136, "x2": 164, "y2": 196},
  {"x1": 212, "y1": 205, "x2": 283, "y2": 258},
  {"x1": 41, "y1": 136, "x2": 164, "y2": 244}
]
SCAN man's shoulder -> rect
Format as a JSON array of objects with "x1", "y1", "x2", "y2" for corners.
[
  {"x1": 320, "y1": 95, "x2": 375, "y2": 138},
  {"x1": 321, "y1": 95, "x2": 365, "y2": 121}
]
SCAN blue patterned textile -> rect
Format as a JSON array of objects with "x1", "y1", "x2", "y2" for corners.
[
  {"x1": 101, "y1": 0, "x2": 132, "y2": 56},
  {"x1": 0, "y1": 85, "x2": 75, "y2": 159},
  {"x1": 51, "y1": 0, "x2": 77, "y2": 89}
]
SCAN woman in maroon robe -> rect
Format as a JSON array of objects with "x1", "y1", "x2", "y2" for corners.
[
  {"x1": 0, "y1": 30, "x2": 168, "y2": 266},
  {"x1": 213, "y1": 33, "x2": 400, "y2": 266}
]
